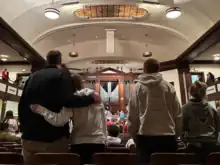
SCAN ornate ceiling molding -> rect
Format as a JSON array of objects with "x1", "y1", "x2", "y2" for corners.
[
  {"x1": 32, "y1": 21, "x2": 189, "y2": 44},
  {"x1": 75, "y1": 4, "x2": 148, "y2": 19}
]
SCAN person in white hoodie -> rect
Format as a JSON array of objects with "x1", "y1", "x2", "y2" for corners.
[
  {"x1": 128, "y1": 58, "x2": 182, "y2": 164},
  {"x1": 30, "y1": 74, "x2": 107, "y2": 164}
]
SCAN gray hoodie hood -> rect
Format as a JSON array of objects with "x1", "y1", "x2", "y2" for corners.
[{"x1": 135, "y1": 73, "x2": 163, "y2": 86}]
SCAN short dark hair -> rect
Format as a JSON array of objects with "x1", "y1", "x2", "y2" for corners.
[
  {"x1": 71, "y1": 74, "x2": 83, "y2": 92},
  {"x1": 190, "y1": 81, "x2": 207, "y2": 99},
  {"x1": 144, "y1": 58, "x2": 160, "y2": 73},
  {"x1": 107, "y1": 124, "x2": 120, "y2": 137},
  {"x1": 46, "y1": 50, "x2": 62, "y2": 65}
]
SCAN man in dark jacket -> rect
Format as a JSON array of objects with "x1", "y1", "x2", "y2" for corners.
[{"x1": 19, "y1": 50, "x2": 100, "y2": 164}]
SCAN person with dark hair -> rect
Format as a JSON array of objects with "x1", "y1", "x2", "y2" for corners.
[
  {"x1": 107, "y1": 124, "x2": 121, "y2": 145},
  {"x1": 128, "y1": 58, "x2": 182, "y2": 164},
  {"x1": 19, "y1": 50, "x2": 100, "y2": 164},
  {"x1": 206, "y1": 72, "x2": 215, "y2": 85},
  {"x1": 2, "y1": 110, "x2": 18, "y2": 135},
  {"x1": 182, "y1": 81, "x2": 218, "y2": 163}
]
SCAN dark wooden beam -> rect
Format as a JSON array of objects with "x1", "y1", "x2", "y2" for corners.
[
  {"x1": 0, "y1": 61, "x2": 30, "y2": 65},
  {"x1": 177, "y1": 20, "x2": 220, "y2": 63},
  {"x1": 160, "y1": 60, "x2": 177, "y2": 71},
  {"x1": 0, "y1": 17, "x2": 46, "y2": 69},
  {"x1": 191, "y1": 60, "x2": 220, "y2": 65}
]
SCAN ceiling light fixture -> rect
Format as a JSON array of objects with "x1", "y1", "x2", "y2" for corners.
[
  {"x1": 44, "y1": 8, "x2": 60, "y2": 20},
  {"x1": 69, "y1": 52, "x2": 78, "y2": 57},
  {"x1": 22, "y1": 69, "x2": 26, "y2": 72},
  {"x1": 143, "y1": 52, "x2": 152, "y2": 57},
  {"x1": 0, "y1": 55, "x2": 9, "y2": 58},
  {"x1": 1, "y1": 58, "x2": 8, "y2": 61},
  {"x1": 166, "y1": 7, "x2": 181, "y2": 19},
  {"x1": 212, "y1": 54, "x2": 220, "y2": 61}
]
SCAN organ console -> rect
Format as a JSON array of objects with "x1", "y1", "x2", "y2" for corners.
[{"x1": 79, "y1": 67, "x2": 138, "y2": 113}]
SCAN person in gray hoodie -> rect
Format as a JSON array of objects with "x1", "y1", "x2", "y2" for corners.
[
  {"x1": 182, "y1": 81, "x2": 218, "y2": 162},
  {"x1": 128, "y1": 58, "x2": 182, "y2": 164}
]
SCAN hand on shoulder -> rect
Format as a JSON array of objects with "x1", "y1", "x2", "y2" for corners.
[{"x1": 92, "y1": 92, "x2": 101, "y2": 104}]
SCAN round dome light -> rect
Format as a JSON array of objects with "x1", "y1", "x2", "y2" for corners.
[
  {"x1": 212, "y1": 54, "x2": 220, "y2": 61},
  {"x1": 166, "y1": 7, "x2": 181, "y2": 19},
  {"x1": 69, "y1": 52, "x2": 78, "y2": 57},
  {"x1": 44, "y1": 8, "x2": 60, "y2": 20},
  {"x1": 143, "y1": 52, "x2": 152, "y2": 57},
  {"x1": 1, "y1": 58, "x2": 7, "y2": 61}
]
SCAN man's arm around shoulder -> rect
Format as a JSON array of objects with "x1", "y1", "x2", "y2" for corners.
[
  {"x1": 128, "y1": 84, "x2": 140, "y2": 138},
  {"x1": 60, "y1": 69, "x2": 98, "y2": 108}
]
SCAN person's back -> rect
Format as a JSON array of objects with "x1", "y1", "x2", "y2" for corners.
[
  {"x1": 19, "y1": 51, "x2": 96, "y2": 165},
  {"x1": 30, "y1": 88, "x2": 106, "y2": 164},
  {"x1": 128, "y1": 58, "x2": 182, "y2": 164},
  {"x1": 3, "y1": 111, "x2": 18, "y2": 135},
  {"x1": 71, "y1": 88, "x2": 107, "y2": 144},
  {"x1": 182, "y1": 101, "x2": 218, "y2": 142},
  {"x1": 182, "y1": 81, "x2": 218, "y2": 163},
  {"x1": 134, "y1": 74, "x2": 180, "y2": 136},
  {"x1": 19, "y1": 66, "x2": 70, "y2": 142}
]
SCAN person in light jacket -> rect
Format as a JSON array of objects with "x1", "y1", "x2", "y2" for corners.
[
  {"x1": 30, "y1": 74, "x2": 107, "y2": 164},
  {"x1": 128, "y1": 58, "x2": 182, "y2": 164}
]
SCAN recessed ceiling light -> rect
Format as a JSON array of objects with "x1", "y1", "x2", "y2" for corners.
[
  {"x1": 143, "y1": 52, "x2": 152, "y2": 57},
  {"x1": 69, "y1": 52, "x2": 78, "y2": 57},
  {"x1": 156, "y1": 4, "x2": 160, "y2": 8},
  {"x1": 22, "y1": 69, "x2": 26, "y2": 72},
  {"x1": 0, "y1": 55, "x2": 9, "y2": 58},
  {"x1": 1, "y1": 58, "x2": 8, "y2": 61},
  {"x1": 166, "y1": 7, "x2": 181, "y2": 19},
  {"x1": 212, "y1": 54, "x2": 220, "y2": 61},
  {"x1": 24, "y1": 57, "x2": 27, "y2": 60},
  {"x1": 44, "y1": 8, "x2": 60, "y2": 20}
]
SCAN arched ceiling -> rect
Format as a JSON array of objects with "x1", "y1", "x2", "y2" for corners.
[{"x1": 0, "y1": 0, "x2": 220, "y2": 71}]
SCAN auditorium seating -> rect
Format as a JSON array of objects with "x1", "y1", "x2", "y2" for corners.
[
  {"x1": 12, "y1": 147, "x2": 22, "y2": 153},
  {"x1": 0, "y1": 151, "x2": 220, "y2": 164},
  {"x1": 2, "y1": 144, "x2": 21, "y2": 152},
  {"x1": 106, "y1": 147, "x2": 130, "y2": 153},
  {"x1": 206, "y1": 152, "x2": 220, "y2": 165},
  {"x1": 0, "y1": 142, "x2": 16, "y2": 146},
  {"x1": 0, "y1": 147, "x2": 8, "y2": 152},
  {"x1": 0, "y1": 153, "x2": 23, "y2": 164},
  {"x1": 32, "y1": 153, "x2": 80, "y2": 165},
  {"x1": 151, "y1": 153, "x2": 200, "y2": 165},
  {"x1": 1, "y1": 140, "x2": 220, "y2": 165},
  {"x1": 94, "y1": 153, "x2": 137, "y2": 165}
]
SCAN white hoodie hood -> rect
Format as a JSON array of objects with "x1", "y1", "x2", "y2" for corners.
[{"x1": 128, "y1": 73, "x2": 182, "y2": 137}]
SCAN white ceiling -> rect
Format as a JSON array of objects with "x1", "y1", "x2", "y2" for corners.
[
  {"x1": 0, "y1": 0, "x2": 220, "y2": 70},
  {"x1": 196, "y1": 42, "x2": 220, "y2": 61},
  {"x1": 0, "y1": 41, "x2": 26, "y2": 61}
]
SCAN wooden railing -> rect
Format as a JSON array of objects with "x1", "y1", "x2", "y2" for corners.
[
  {"x1": 207, "y1": 81, "x2": 220, "y2": 101},
  {"x1": 0, "y1": 79, "x2": 22, "y2": 102}
]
